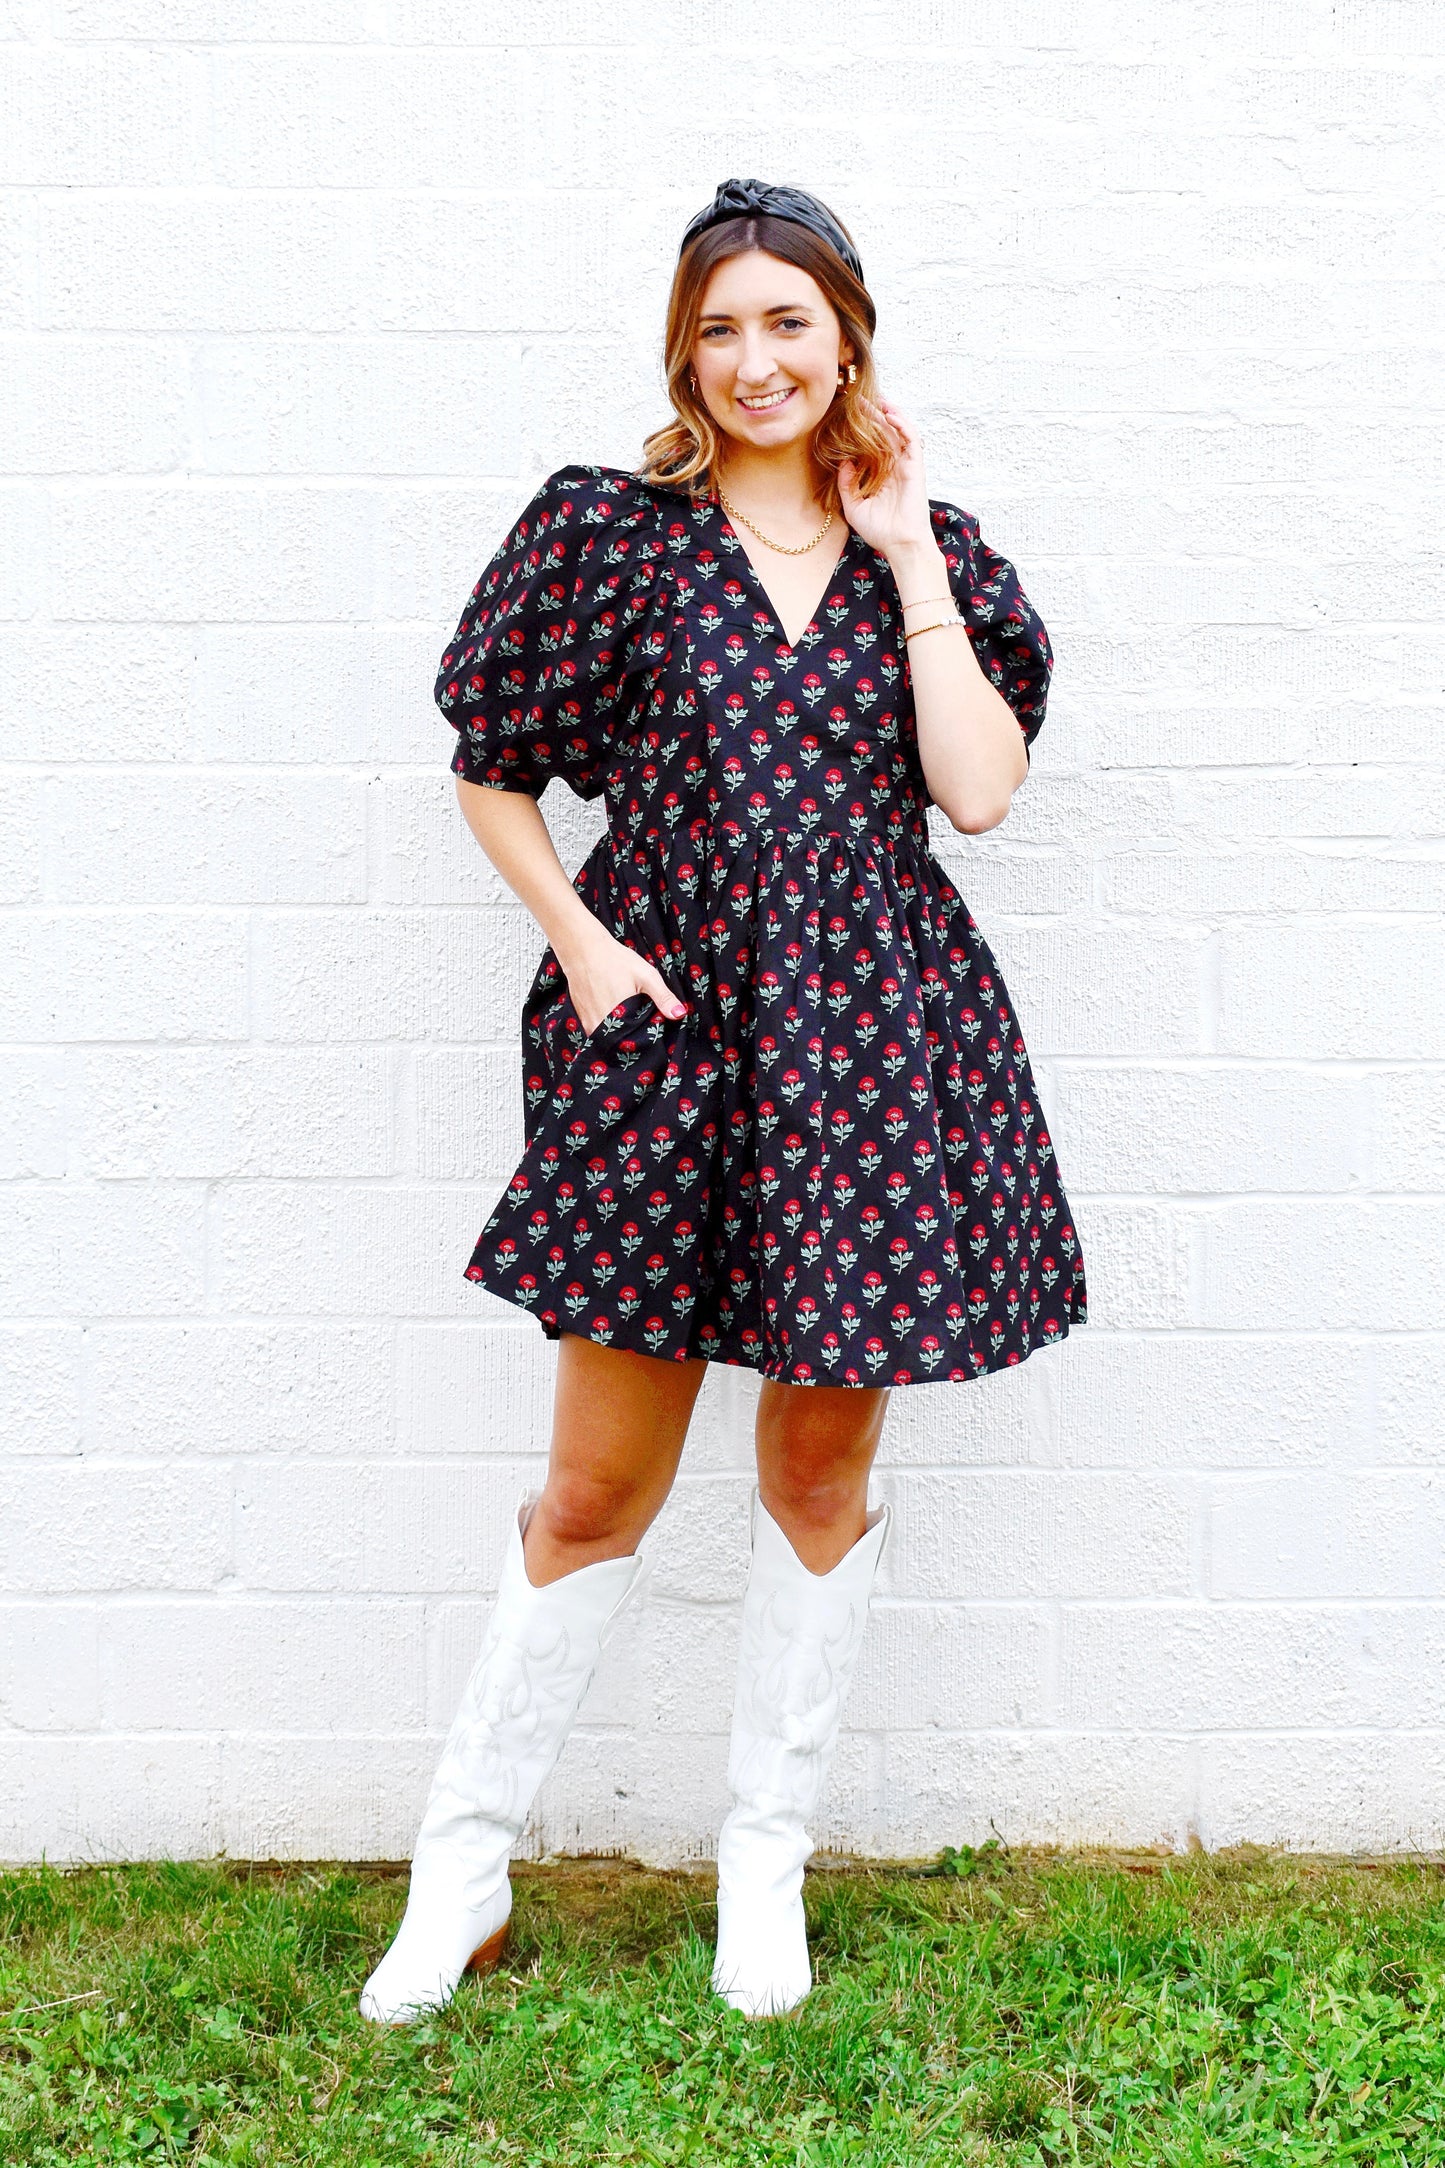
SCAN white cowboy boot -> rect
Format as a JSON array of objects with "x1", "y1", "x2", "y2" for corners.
[
  {"x1": 711, "y1": 1486, "x2": 891, "y2": 2018},
  {"x1": 360, "y1": 1489, "x2": 644, "y2": 2025}
]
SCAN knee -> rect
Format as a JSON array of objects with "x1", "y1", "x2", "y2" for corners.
[
  {"x1": 757, "y1": 1391, "x2": 888, "y2": 1533},
  {"x1": 534, "y1": 1466, "x2": 644, "y2": 1552},
  {"x1": 761, "y1": 1452, "x2": 863, "y2": 1533}
]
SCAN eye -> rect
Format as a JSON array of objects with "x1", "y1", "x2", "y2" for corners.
[
  {"x1": 699, "y1": 325, "x2": 732, "y2": 339},
  {"x1": 777, "y1": 316, "x2": 809, "y2": 332}
]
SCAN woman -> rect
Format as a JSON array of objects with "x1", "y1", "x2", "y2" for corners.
[{"x1": 361, "y1": 178, "x2": 1087, "y2": 2027}]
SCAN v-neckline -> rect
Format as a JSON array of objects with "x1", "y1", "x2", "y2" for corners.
[{"x1": 710, "y1": 498, "x2": 857, "y2": 653}]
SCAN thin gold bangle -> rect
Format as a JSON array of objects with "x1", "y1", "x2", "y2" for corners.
[
  {"x1": 904, "y1": 616, "x2": 967, "y2": 643},
  {"x1": 900, "y1": 593, "x2": 956, "y2": 612}
]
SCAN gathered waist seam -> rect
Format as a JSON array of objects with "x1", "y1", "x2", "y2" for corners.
[{"x1": 606, "y1": 815, "x2": 932, "y2": 861}]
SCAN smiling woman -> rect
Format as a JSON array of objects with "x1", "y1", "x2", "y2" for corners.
[
  {"x1": 361, "y1": 176, "x2": 1087, "y2": 2039},
  {"x1": 640, "y1": 196, "x2": 896, "y2": 507}
]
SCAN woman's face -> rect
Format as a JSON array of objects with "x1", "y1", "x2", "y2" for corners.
[{"x1": 690, "y1": 248, "x2": 854, "y2": 459}]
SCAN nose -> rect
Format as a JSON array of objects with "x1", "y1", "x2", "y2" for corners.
[{"x1": 734, "y1": 329, "x2": 783, "y2": 386}]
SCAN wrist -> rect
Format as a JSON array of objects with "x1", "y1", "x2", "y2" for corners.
[
  {"x1": 885, "y1": 535, "x2": 950, "y2": 602},
  {"x1": 548, "y1": 897, "x2": 609, "y2": 974}
]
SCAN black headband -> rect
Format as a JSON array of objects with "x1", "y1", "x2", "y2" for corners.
[{"x1": 678, "y1": 177, "x2": 865, "y2": 286}]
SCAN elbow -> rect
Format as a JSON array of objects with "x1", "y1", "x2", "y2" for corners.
[
  {"x1": 939, "y1": 746, "x2": 1027, "y2": 835},
  {"x1": 933, "y1": 724, "x2": 1028, "y2": 837},
  {"x1": 946, "y1": 794, "x2": 1012, "y2": 836}
]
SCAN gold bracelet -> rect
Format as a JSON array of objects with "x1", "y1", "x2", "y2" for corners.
[
  {"x1": 900, "y1": 593, "x2": 956, "y2": 612},
  {"x1": 904, "y1": 615, "x2": 966, "y2": 642}
]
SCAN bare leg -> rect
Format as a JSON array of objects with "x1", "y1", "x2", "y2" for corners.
[
  {"x1": 754, "y1": 1379, "x2": 891, "y2": 1573},
  {"x1": 522, "y1": 1334, "x2": 710, "y2": 1586}
]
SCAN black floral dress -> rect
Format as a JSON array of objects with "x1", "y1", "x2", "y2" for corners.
[{"x1": 437, "y1": 464, "x2": 1087, "y2": 1387}]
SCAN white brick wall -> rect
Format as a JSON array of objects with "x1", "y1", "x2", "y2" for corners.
[{"x1": 2, "y1": 2, "x2": 1443, "y2": 1866}]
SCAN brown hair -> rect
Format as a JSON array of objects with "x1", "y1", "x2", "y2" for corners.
[{"x1": 637, "y1": 212, "x2": 897, "y2": 503}]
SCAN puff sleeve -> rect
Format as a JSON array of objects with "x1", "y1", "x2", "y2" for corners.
[
  {"x1": 435, "y1": 464, "x2": 669, "y2": 802},
  {"x1": 929, "y1": 500, "x2": 1054, "y2": 764}
]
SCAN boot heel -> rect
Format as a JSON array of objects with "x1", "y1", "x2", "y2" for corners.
[{"x1": 465, "y1": 1921, "x2": 510, "y2": 1976}]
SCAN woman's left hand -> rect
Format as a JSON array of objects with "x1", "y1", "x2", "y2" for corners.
[{"x1": 836, "y1": 397, "x2": 934, "y2": 559}]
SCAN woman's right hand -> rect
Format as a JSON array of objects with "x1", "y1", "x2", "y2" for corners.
[{"x1": 560, "y1": 928, "x2": 688, "y2": 1036}]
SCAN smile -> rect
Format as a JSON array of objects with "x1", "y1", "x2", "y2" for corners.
[{"x1": 738, "y1": 387, "x2": 796, "y2": 411}]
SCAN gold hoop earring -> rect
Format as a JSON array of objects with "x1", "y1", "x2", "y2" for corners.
[{"x1": 838, "y1": 363, "x2": 858, "y2": 388}]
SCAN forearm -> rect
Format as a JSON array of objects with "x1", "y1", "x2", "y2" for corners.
[
  {"x1": 889, "y1": 539, "x2": 1029, "y2": 833},
  {"x1": 454, "y1": 777, "x2": 606, "y2": 969}
]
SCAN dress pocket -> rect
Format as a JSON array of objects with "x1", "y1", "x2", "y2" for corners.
[{"x1": 547, "y1": 992, "x2": 676, "y2": 1152}]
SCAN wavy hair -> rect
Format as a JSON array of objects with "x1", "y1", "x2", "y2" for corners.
[{"x1": 637, "y1": 211, "x2": 897, "y2": 503}]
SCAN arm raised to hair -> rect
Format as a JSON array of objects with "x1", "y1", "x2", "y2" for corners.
[{"x1": 839, "y1": 398, "x2": 1045, "y2": 836}]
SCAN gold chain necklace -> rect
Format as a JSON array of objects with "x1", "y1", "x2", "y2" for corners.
[{"x1": 716, "y1": 482, "x2": 836, "y2": 556}]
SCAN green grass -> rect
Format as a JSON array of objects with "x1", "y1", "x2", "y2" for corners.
[{"x1": 4, "y1": 1845, "x2": 1445, "y2": 2164}]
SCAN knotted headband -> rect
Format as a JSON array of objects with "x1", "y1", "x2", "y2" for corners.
[{"x1": 678, "y1": 177, "x2": 866, "y2": 286}]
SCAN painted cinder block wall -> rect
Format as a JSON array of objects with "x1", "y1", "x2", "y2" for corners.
[{"x1": 2, "y1": 0, "x2": 1443, "y2": 1865}]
